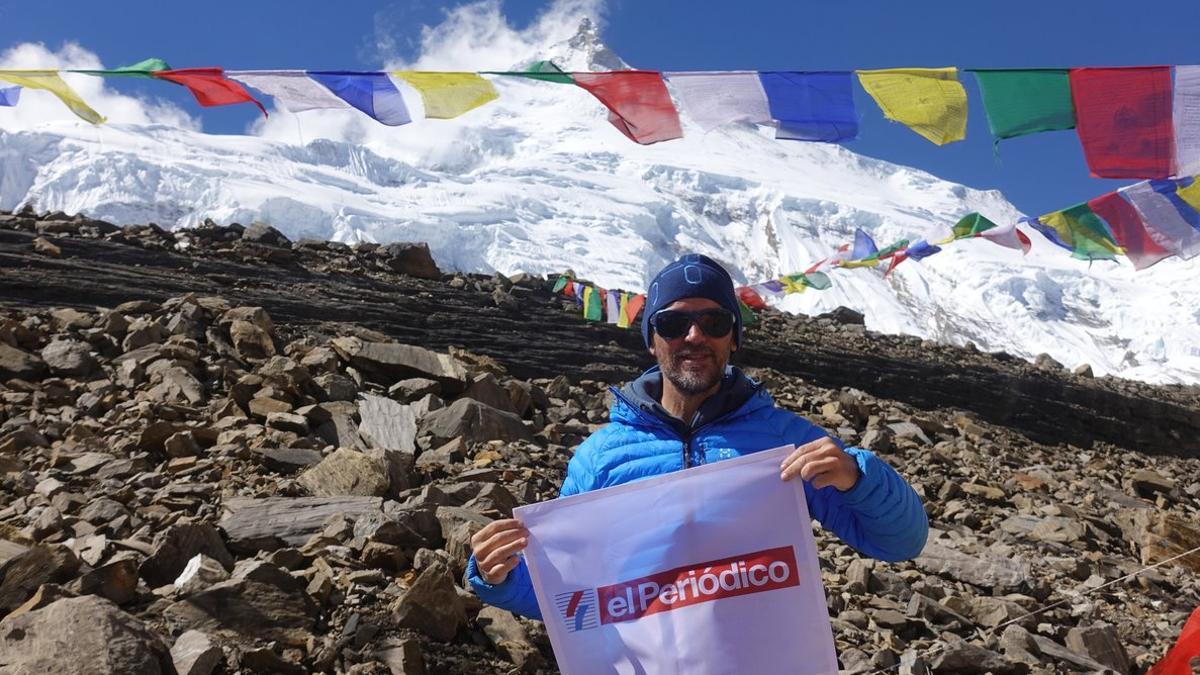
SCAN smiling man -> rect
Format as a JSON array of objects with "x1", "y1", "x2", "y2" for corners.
[{"x1": 467, "y1": 254, "x2": 929, "y2": 618}]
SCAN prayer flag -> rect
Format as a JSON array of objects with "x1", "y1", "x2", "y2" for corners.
[
  {"x1": 803, "y1": 272, "x2": 832, "y2": 290},
  {"x1": 624, "y1": 294, "x2": 646, "y2": 327},
  {"x1": 1172, "y1": 66, "x2": 1200, "y2": 177},
  {"x1": 606, "y1": 290, "x2": 621, "y2": 325},
  {"x1": 664, "y1": 71, "x2": 771, "y2": 131},
  {"x1": 738, "y1": 300, "x2": 756, "y2": 326},
  {"x1": 759, "y1": 71, "x2": 858, "y2": 142},
  {"x1": 1026, "y1": 217, "x2": 1072, "y2": 252},
  {"x1": 573, "y1": 72, "x2": 684, "y2": 145},
  {"x1": 1148, "y1": 607, "x2": 1200, "y2": 675},
  {"x1": 952, "y1": 212, "x2": 999, "y2": 239},
  {"x1": 756, "y1": 280, "x2": 786, "y2": 298},
  {"x1": 585, "y1": 286, "x2": 604, "y2": 321},
  {"x1": 856, "y1": 68, "x2": 967, "y2": 145},
  {"x1": 980, "y1": 221, "x2": 1032, "y2": 253},
  {"x1": 838, "y1": 258, "x2": 881, "y2": 269},
  {"x1": 551, "y1": 276, "x2": 570, "y2": 293},
  {"x1": 1037, "y1": 204, "x2": 1123, "y2": 261},
  {"x1": 228, "y1": 71, "x2": 349, "y2": 113},
  {"x1": 972, "y1": 69, "x2": 1075, "y2": 141},
  {"x1": 571, "y1": 282, "x2": 585, "y2": 306},
  {"x1": 850, "y1": 228, "x2": 878, "y2": 260},
  {"x1": 517, "y1": 446, "x2": 836, "y2": 675},
  {"x1": 905, "y1": 240, "x2": 942, "y2": 260},
  {"x1": 736, "y1": 285, "x2": 768, "y2": 310},
  {"x1": 1119, "y1": 179, "x2": 1200, "y2": 259},
  {"x1": 0, "y1": 86, "x2": 19, "y2": 106},
  {"x1": 152, "y1": 68, "x2": 267, "y2": 116},
  {"x1": 0, "y1": 71, "x2": 104, "y2": 124},
  {"x1": 393, "y1": 72, "x2": 498, "y2": 119},
  {"x1": 77, "y1": 57, "x2": 171, "y2": 78},
  {"x1": 874, "y1": 239, "x2": 909, "y2": 260},
  {"x1": 616, "y1": 293, "x2": 631, "y2": 329},
  {"x1": 500, "y1": 60, "x2": 574, "y2": 84},
  {"x1": 779, "y1": 276, "x2": 808, "y2": 295},
  {"x1": 1087, "y1": 191, "x2": 1173, "y2": 270},
  {"x1": 308, "y1": 71, "x2": 411, "y2": 126},
  {"x1": 1070, "y1": 67, "x2": 1174, "y2": 179}
]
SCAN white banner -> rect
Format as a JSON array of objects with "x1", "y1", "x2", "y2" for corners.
[{"x1": 515, "y1": 445, "x2": 837, "y2": 675}]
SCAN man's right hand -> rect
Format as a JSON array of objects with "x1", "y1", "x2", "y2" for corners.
[{"x1": 470, "y1": 519, "x2": 530, "y2": 585}]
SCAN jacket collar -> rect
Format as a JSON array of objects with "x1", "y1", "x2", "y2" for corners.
[{"x1": 613, "y1": 365, "x2": 767, "y2": 434}]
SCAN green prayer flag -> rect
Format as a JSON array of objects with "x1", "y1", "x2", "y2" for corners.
[
  {"x1": 551, "y1": 276, "x2": 569, "y2": 293},
  {"x1": 490, "y1": 60, "x2": 574, "y2": 84},
  {"x1": 1040, "y1": 203, "x2": 1123, "y2": 262},
  {"x1": 875, "y1": 239, "x2": 910, "y2": 259},
  {"x1": 78, "y1": 58, "x2": 172, "y2": 78},
  {"x1": 951, "y1": 212, "x2": 998, "y2": 239},
  {"x1": 738, "y1": 300, "x2": 755, "y2": 327},
  {"x1": 972, "y1": 69, "x2": 1075, "y2": 141},
  {"x1": 585, "y1": 287, "x2": 603, "y2": 321},
  {"x1": 803, "y1": 272, "x2": 832, "y2": 290}
]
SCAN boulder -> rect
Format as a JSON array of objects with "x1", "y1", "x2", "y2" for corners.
[
  {"x1": 383, "y1": 242, "x2": 441, "y2": 279},
  {"x1": 913, "y1": 541, "x2": 1030, "y2": 590},
  {"x1": 219, "y1": 496, "x2": 383, "y2": 553},
  {"x1": 0, "y1": 342, "x2": 46, "y2": 381},
  {"x1": 241, "y1": 221, "x2": 291, "y2": 247},
  {"x1": 139, "y1": 523, "x2": 234, "y2": 588},
  {"x1": 330, "y1": 337, "x2": 467, "y2": 392},
  {"x1": 298, "y1": 448, "x2": 390, "y2": 497},
  {"x1": 0, "y1": 543, "x2": 81, "y2": 618},
  {"x1": 163, "y1": 567, "x2": 316, "y2": 646},
  {"x1": 0, "y1": 596, "x2": 174, "y2": 674},
  {"x1": 40, "y1": 338, "x2": 98, "y2": 377},
  {"x1": 391, "y1": 561, "x2": 464, "y2": 641},
  {"x1": 419, "y1": 398, "x2": 534, "y2": 446},
  {"x1": 1065, "y1": 623, "x2": 1130, "y2": 674},
  {"x1": 251, "y1": 447, "x2": 323, "y2": 473},
  {"x1": 171, "y1": 630, "x2": 223, "y2": 675}
]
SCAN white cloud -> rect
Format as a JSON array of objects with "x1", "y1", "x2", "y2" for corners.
[{"x1": 0, "y1": 42, "x2": 199, "y2": 132}]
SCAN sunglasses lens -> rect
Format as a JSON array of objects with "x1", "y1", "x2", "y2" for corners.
[
  {"x1": 653, "y1": 312, "x2": 691, "y2": 339},
  {"x1": 697, "y1": 311, "x2": 734, "y2": 338}
]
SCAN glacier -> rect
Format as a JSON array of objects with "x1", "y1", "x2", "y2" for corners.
[{"x1": 1, "y1": 23, "x2": 1198, "y2": 385}]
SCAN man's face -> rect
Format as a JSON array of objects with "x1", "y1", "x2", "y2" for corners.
[{"x1": 648, "y1": 298, "x2": 737, "y2": 396}]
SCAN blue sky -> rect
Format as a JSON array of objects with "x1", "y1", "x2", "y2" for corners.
[{"x1": 1, "y1": 0, "x2": 1195, "y2": 215}]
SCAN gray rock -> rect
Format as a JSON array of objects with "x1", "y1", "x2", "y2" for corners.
[
  {"x1": 40, "y1": 338, "x2": 98, "y2": 377},
  {"x1": 930, "y1": 640, "x2": 1025, "y2": 674},
  {"x1": 219, "y1": 496, "x2": 383, "y2": 553},
  {"x1": 376, "y1": 638, "x2": 426, "y2": 675},
  {"x1": 171, "y1": 630, "x2": 223, "y2": 675},
  {"x1": 173, "y1": 554, "x2": 232, "y2": 595},
  {"x1": 139, "y1": 523, "x2": 234, "y2": 588},
  {"x1": 241, "y1": 221, "x2": 291, "y2": 246},
  {"x1": 1065, "y1": 623, "x2": 1130, "y2": 674},
  {"x1": 476, "y1": 606, "x2": 543, "y2": 669},
  {"x1": 913, "y1": 541, "x2": 1030, "y2": 589},
  {"x1": 298, "y1": 448, "x2": 390, "y2": 497},
  {"x1": 330, "y1": 337, "x2": 467, "y2": 392},
  {"x1": 383, "y1": 242, "x2": 441, "y2": 280},
  {"x1": 0, "y1": 543, "x2": 81, "y2": 617},
  {"x1": 359, "y1": 394, "x2": 418, "y2": 454},
  {"x1": 0, "y1": 342, "x2": 46, "y2": 381},
  {"x1": 164, "y1": 572, "x2": 316, "y2": 646},
  {"x1": 1028, "y1": 633, "x2": 1112, "y2": 672},
  {"x1": 391, "y1": 561, "x2": 464, "y2": 641},
  {"x1": 252, "y1": 447, "x2": 323, "y2": 473},
  {"x1": 419, "y1": 398, "x2": 534, "y2": 446},
  {"x1": 69, "y1": 556, "x2": 139, "y2": 605},
  {"x1": 389, "y1": 377, "x2": 441, "y2": 401},
  {"x1": 0, "y1": 596, "x2": 174, "y2": 674},
  {"x1": 463, "y1": 373, "x2": 518, "y2": 413}
]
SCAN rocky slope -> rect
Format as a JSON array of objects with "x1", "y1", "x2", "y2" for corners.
[{"x1": 0, "y1": 209, "x2": 1198, "y2": 674}]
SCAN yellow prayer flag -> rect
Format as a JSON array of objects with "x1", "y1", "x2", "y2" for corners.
[
  {"x1": 779, "y1": 277, "x2": 808, "y2": 294},
  {"x1": 392, "y1": 72, "x2": 498, "y2": 119},
  {"x1": 0, "y1": 70, "x2": 105, "y2": 124},
  {"x1": 839, "y1": 258, "x2": 882, "y2": 269},
  {"x1": 856, "y1": 68, "x2": 966, "y2": 145},
  {"x1": 616, "y1": 293, "x2": 630, "y2": 329},
  {"x1": 1175, "y1": 178, "x2": 1200, "y2": 212}
]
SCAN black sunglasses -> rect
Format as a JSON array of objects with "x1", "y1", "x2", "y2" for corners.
[{"x1": 651, "y1": 309, "x2": 736, "y2": 340}]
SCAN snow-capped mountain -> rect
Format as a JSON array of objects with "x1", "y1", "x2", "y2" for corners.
[{"x1": 2, "y1": 21, "x2": 1198, "y2": 384}]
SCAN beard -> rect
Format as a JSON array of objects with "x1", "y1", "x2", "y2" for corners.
[{"x1": 661, "y1": 346, "x2": 725, "y2": 395}]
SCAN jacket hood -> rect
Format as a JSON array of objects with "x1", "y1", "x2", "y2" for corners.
[{"x1": 614, "y1": 365, "x2": 770, "y2": 434}]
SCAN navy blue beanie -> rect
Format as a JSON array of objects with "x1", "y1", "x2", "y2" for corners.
[{"x1": 642, "y1": 254, "x2": 741, "y2": 348}]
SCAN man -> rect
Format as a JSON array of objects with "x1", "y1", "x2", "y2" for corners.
[{"x1": 467, "y1": 254, "x2": 928, "y2": 619}]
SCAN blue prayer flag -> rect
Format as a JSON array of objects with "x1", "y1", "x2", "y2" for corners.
[
  {"x1": 1023, "y1": 217, "x2": 1072, "y2": 252},
  {"x1": 307, "y1": 72, "x2": 411, "y2": 126},
  {"x1": 850, "y1": 228, "x2": 878, "y2": 259},
  {"x1": 1151, "y1": 178, "x2": 1200, "y2": 231},
  {"x1": 0, "y1": 86, "x2": 20, "y2": 107},
  {"x1": 758, "y1": 72, "x2": 858, "y2": 142},
  {"x1": 905, "y1": 240, "x2": 941, "y2": 260}
]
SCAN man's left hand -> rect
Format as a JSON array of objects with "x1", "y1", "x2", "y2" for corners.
[{"x1": 780, "y1": 438, "x2": 860, "y2": 491}]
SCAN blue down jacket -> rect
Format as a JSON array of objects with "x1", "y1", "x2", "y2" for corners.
[{"x1": 466, "y1": 367, "x2": 929, "y2": 619}]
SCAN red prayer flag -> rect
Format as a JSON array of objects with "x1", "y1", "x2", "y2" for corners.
[
  {"x1": 1017, "y1": 229, "x2": 1032, "y2": 255},
  {"x1": 1070, "y1": 67, "x2": 1174, "y2": 178},
  {"x1": 153, "y1": 68, "x2": 267, "y2": 116},
  {"x1": 624, "y1": 293, "x2": 647, "y2": 326},
  {"x1": 735, "y1": 285, "x2": 768, "y2": 310},
  {"x1": 1087, "y1": 191, "x2": 1173, "y2": 270},
  {"x1": 1149, "y1": 607, "x2": 1200, "y2": 675},
  {"x1": 572, "y1": 72, "x2": 683, "y2": 145},
  {"x1": 883, "y1": 251, "x2": 907, "y2": 277}
]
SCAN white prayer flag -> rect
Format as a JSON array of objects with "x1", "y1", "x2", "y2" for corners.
[
  {"x1": 515, "y1": 445, "x2": 837, "y2": 675},
  {"x1": 227, "y1": 70, "x2": 349, "y2": 113},
  {"x1": 605, "y1": 290, "x2": 620, "y2": 325},
  {"x1": 1173, "y1": 66, "x2": 1200, "y2": 177},
  {"x1": 1119, "y1": 182, "x2": 1200, "y2": 260},
  {"x1": 665, "y1": 71, "x2": 772, "y2": 131}
]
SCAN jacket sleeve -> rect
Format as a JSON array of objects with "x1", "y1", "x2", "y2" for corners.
[
  {"x1": 465, "y1": 437, "x2": 601, "y2": 619},
  {"x1": 790, "y1": 420, "x2": 929, "y2": 561}
]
